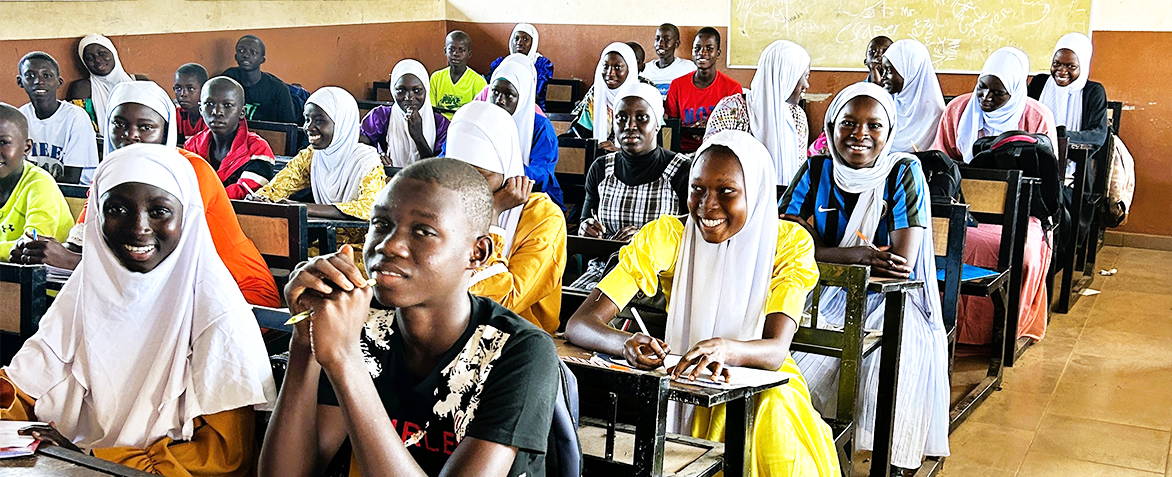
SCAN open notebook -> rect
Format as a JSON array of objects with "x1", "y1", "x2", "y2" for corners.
[
  {"x1": 0, "y1": 421, "x2": 46, "y2": 458},
  {"x1": 567, "y1": 353, "x2": 791, "y2": 390}
]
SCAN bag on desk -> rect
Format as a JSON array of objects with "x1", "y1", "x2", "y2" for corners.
[{"x1": 971, "y1": 131, "x2": 1064, "y2": 232}]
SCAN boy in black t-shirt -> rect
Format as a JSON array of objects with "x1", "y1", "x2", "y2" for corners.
[
  {"x1": 220, "y1": 35, "x2": 299, "y2": 124},
  {"x1": 260, "y1": 158, "x2": 559, "y2": 477}
]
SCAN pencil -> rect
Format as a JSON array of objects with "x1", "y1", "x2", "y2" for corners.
[
  {"x1": 855, "y1": 230, "x2": 881, "y2": 251},
  {"x1": 284, "y1": 278, "x2": 377, "y2": 325},
  {"x1": 630, "y1": 308, "x2": 651, "y2": 336}
]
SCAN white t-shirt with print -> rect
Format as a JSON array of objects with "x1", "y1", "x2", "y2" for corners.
[
  {"x1": 643, "y1": 58, "x2": 698, "y2": 98},
  {"x1": 19, "y1": 101, "x2": 99, "y2": 185}
]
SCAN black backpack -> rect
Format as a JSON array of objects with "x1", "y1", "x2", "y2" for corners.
[
  {"x1": 970, "y1": 131, "x2": 1064, "y2": 231},
  {"x1": 913, "y1": 150, "x2": 964, "y2": 203}
]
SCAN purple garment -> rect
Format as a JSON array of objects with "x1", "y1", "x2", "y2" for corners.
[{"x1": 359, "y1": 106, "x2": 450, "y2": 155}]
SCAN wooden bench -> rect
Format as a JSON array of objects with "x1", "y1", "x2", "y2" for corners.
[
  {"x1": 250, "y1": 120, "x2": 302, "y2": 157},
  {"x1": 231, "y1": 200, "x2": 309, "y2": 283},
  {"x1": 661, "y1": 117, "x2": 681, "y2": 152},
  {"x1": 545, "y1": 78, "x2": 583, "y2": 114},
  {"x1": 556, "y1": 137, "x2": 600, "y2": 228},
  {"x1": 0, "y1": 263, "x2": 48, "y2": 365},
  {"x1": 372, "y1": 80, "x2": 393, "y2": 102},
  {"x1": 357, "y1": 99, "x2": 393, "y2": 121},
  {"x1": 58, "y1": 183, "x2": 88, "y2": 221}
]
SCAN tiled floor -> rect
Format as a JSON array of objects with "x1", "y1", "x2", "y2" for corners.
[{"x1": 941, "y1": 246, "x2": 1172, "y2": 476}]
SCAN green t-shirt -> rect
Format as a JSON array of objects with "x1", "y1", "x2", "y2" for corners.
[
  {"x1": 430, "y1": 66, "x2": 488, "y2": 119},
  {"x1": 0, "y1": 161, "x2": 74, "y2": 260}
]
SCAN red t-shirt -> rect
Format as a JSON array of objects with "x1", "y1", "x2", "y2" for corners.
[{"x1": 665, "y1": 71, "x2": 743, "y2": 151}]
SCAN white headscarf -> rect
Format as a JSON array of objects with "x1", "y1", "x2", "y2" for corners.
[
  {"x1": 104, "y1": 81, "x2": 179, "y2": 156},
  {"x1": 665, "y1": 130, "x2": 778, "y2": 353},
  {"x1": 1040, "y1": 33, "x2": 1093, "y2": 131},
  {"x1": 615, "y1": 82, "x2": 666, "y2": 129},
  {"x1": 490, "y1": 54, "x2": 538, "y2": 165},
  {"x1": 79, "y1": 34, "x2": 135, "y2": 137},
  {"x1": 884, "y1": 39, "x2": 945, "y2": 153},
  {"x1": 592, "y1": 42, "x2": 640, "y2": 141},
  {"x1": 384, "y1": 60, "x2": 437, "y2": 167},
  {"x1": 5, "y1": 143, "x2": 275, "y2": 450},
  {"x1": 823, "y1": 82, "x2": 943, "y2": 326},
  {"x1": 306, "y1": 87, "x2": 383, "y2": 205},
  {"x1": 512, "y1": 23, "x2": 543, "y2": 64},
  {"x1": 446, "y1": 102, "x2": 526, "y2": 266},
  {"x1": 747, "y1": 40, "x2": 811, "y2": 185},
  {"x1": 955, "y1": 47, "x2": 1030, "y2": 163}
]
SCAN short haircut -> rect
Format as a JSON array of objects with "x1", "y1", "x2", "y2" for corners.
[
  {"x1": 203, "y1": 76, "x2": 244, "y2": 99},
  {"x1": 0, "y1": 103, "x2": 29, "y2": 140},
  {"x1": 658, "y1": 23, "x2": 681, "y2": 39},
  {"x1": 626, "y1": 41, "x2": 646, "y2": 65},
  {"x1": 868, "y1": 36, "x2": 893, "y2": 47},
  {"x1": 18, "y1": 51, "x2": 59, "y2": 74},
  {"x1": 237, "y1": 34, "x2": 266, "y2": 55},
  {"x1": 696, "y1": 27, "x2": 721, "y2": 47},
  {"x1": 176, "y1": 63, "x2": 208, "y2": 84},
  {"x1": 447, "y1": 30, "x2": 471, "y2": 45},
  {"x1": 394, "y1": 158, "x2": 493, "y2": 235}
]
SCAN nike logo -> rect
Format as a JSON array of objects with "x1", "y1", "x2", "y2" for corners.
[{"x1": 818, "y1": 205, "x2": 836, "y2": 213}]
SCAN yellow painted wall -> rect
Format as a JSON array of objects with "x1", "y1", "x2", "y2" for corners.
[{"x1": 0, "y1": 0, "x2": 444, "y2": 41}]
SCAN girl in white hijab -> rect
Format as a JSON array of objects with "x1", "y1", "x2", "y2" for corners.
[
  {"x1": 104, "y1": 81, "x2": 178, "y2": 155},
  {"x1": 447, "y1": 101, "x2": 567, "y2": 334},
  {"x1": 1037, "y1": 33, "x2": 1094, "y2": 130},
  {"x1": 490, "y1": 54, "x2": 538, "y2": 165},
  {"x1": 513, "y1": 23, "x2": 542, "y2": 64},
  {"x1": 75, "y1": 34, "x2": 135, "y2": 136},
  {"x1": 783, "y1": 82, "x2": 950, "y2": 470},
  {"x1": 382, "y1": 60, "x2": 438, "y2": 167},
  {"x1": 1029, "y1": 32, "x2": 1109, "y2": 182},
  {"x1": 932, "y1": 47, "x2": 1057, "y2": 163},
  {"x1": 574, "y1": 42, "x2": 640, "y2": 141},
  {"x1": 881, "y1": 39, "x2": 945, "y2": 153},
  {"x1": 2, "y1": 143, "x2": 275, "y2": 472}
]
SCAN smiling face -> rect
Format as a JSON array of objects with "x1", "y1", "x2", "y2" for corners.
[
  {"x1": 653, "y1": 27, "x2": 680, "y2": 60},
  {"x1": 100, "y1": 182, "x2": 183, "y2": 273},
  {"x1": 394, "y1": 73, "x2": 427, "y2": 112},
  {"x1": 110, "y1": 103, "x2": 167, "y2": 150},
  {"x1": 691, "y1": 34, "x2": 720, "y2": 70},
  {"x1": 303, "y1": 102, "x2": 334, "y2": 149},
  {"x1": 364, "y1": 178, "x2": 484, "y2": 308},
  {"x1": 688, "y1": 147, "x2": 748, "y2": 243},
  {"x1": 602, "y1": 53, "x2": 629, "y2": 89},
  {"x1": 234, "y1": 38, "x2": 264, "y2": 72},
  {"x1": 881, "y1": 57, "x2": 904, "y2": 95},
  {"x1": 490, "y1": 78, "x2": 520, "y2": 115},
  {"x1": 82, "y1": 44, "x2": 115, "y2": 77},
  {"x1": 510, "y1": 31, "x2": 533, "y2": 56},
  {"x1": 1050, "y1": 48, "x2": 1080, "y2": 87},
  {"x1": 199, "y1": 80, "x2": 244, "y2": 138},
  {"x1": 173, "y1": 73, "x2": 203, "y2": 112},
  {"x1": 976, "y1": 75, "x2": 1011, "y2": 113},
  {"x1": 0, "y1": 119, "x2": 31, "y2": 180},
  {"x1": 614, "y1": 97, "x2": 657, "y2": 155},
  {"x1": 18, "y1": 58, "x2": 63, "y2": 103},
  {"x1": 832, "y1": 96, "x2": 889, "y2": 169}
]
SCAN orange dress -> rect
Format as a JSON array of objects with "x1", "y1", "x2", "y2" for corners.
[
  {"x1": 76, "y1": 148, "x2": 280, "y2": 307},
  {"x1": 0, "y1": 370, "x2": 256, "y2": 477}
]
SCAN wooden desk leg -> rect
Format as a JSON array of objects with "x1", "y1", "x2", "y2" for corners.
[
  {"x1": 634, "y1": 378, "x2": 668, "y2": 477},
  {"x1": 870, "y1": 291, "x2": 907, "y2": 477},
  {"x1": 724, "y1": 396, "x2": 754, "y2": 477},
  {"x1": 325, "y1": 226, "x2": 338, "y2": 254}
]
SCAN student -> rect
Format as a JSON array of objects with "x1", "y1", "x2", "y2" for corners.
[
  {"x1": 174, "y1": 63, "x2": 209, "y2": 143},
  {"x1": 626, "y1": 41, "x2": 648, "y2": 76},
  {"x1": 782, "y1": 82, "x2": 950, "y2": 471},
  {"x1": 14, "y1": 81, "x2": 281, "y2": 308},
  {"x1": 665, "y1": 27, "x2": 744, "y2": 152},
  {"x1": 865, "y1": 36, "x2": 893, "y2": 84},
  {"x1": 0, "y1": 104, "x2": 73, "y2": 263},
  {"x1": 184, "y1": 77, "x2": 276, "y2": 200},
  {"x1": 488, "y1": 54, "x2": 563, "y2": 208},
  {"x1": 361, "y1": 60, "x2": 449, "y2": 166},
  {"x1": 67, "y1": 34, "x2": 134, "y2": 135},
  {"x1": 565, "y1": 130, "x2": 839, "y2": 476},
  {"x1": 880, "y1": 39, "x2": 945, "y2": 153},
  {"x1": 16, "y1": 52, "x2": 99, "y2": 185},
  {"x1": 446, "y1": 102, "x2": 566, "y2": 334},
  {"x1": 643, "y1": 23, "x2": 697, "y2": 99},
  {"x1": 705, "y1": 40, "x2": 810, "y2": 185},
  {"x1": 488, "y1": 23, "x2": 555, "y2": 110},
  {"x1": 220, "y1": 35, "x2": 299, "y2": 124},
  {"x1": 932, "y1": 47, "x2": 1057, "y2": 163},
  {"x1": 571, "y1": 42, "x2": 640, "y2": 146},
  {"x1": 431, "y1": 31, "x2": 488, "y2": 118},
  {"x1": 255, "y1": 86, "x2": 385, "y2": 228},
  {"x1": 1027, "y1": 32, "x2": 1108, "y2": 236},
  {"x1": 571, "y1": 84, "x2": 690, "y2": 291},
  {"x1": 258, "y1": 158, "x2": 559, "y2": 477},
  {"x1": 2, "y1": 143, "x2": 275, "y2": 476}
]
